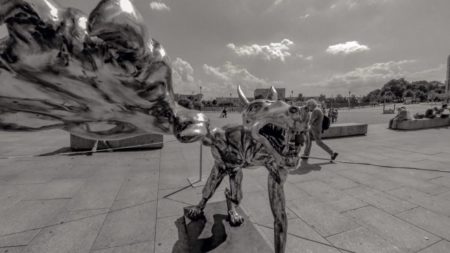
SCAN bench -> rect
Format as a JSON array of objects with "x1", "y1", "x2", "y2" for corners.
[
  {"x1": 70, "y1": 134, "x2": 164, "y2": 151},
  {"x1": 322, "y1": 123, "x2": 368, "y2": 139},
  {"x1": 390, "y1": 117, "x2": 450, "y2": 130}
]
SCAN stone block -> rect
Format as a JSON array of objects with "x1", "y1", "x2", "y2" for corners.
[
  {"x1": 322, "y1": 123, "x2": 368, "y2": 139},
  {"x1": 70, "y1": 134, "x2": 163, "y2": 151},
  {"x1": 183, "y1": 201, "x2": 272, "y2": 253},
  {"x1": 390, "y1": 117, "x2": 450, "y2": 130}
]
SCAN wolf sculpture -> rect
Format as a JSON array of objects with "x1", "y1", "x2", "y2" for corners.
[
  {"x1": 0, "y1": 0, "x2": 208, "y2": 143},
  {"x1": 185, "y1": 86, "x2": 309, "y2": 253}
]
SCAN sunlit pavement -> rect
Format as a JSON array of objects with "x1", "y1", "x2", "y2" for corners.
[{"x1": 1, "y1": 109, "x2": 450, "y2": 252}]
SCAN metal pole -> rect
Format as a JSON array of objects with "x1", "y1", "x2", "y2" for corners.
[{"x1": 199, "y1": 142, "x2": 203, "y2": 180}]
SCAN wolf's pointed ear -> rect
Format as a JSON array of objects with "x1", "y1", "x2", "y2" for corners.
[
  {"x1": 237, "y1": 85, "x2": 249, "y2": 105},
  {"x1": 88, "y1": 0, "x2": 147, "y2": 52},
  {"x1": 266, "y1": 86, "x2": 278, "y2": 101}
]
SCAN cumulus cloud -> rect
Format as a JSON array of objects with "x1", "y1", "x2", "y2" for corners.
[
  {"x1": 227, "y1": 39, "x2": 295, "y2": 62},
  {"x1": 171, "y1": 58, "x2": 199, "y2": 94},
  {"x1": 310, "y1": 60, "x2": 416, "y2": 94},
  {"x1": 150, "y1": 2, "x2": 170, "y2": 11},
  {"x1": 326, "y1": 41, "x2": 370, "y2": 55},
  {"x1": 203, "y1": 62, "x2": 268, "y2": 94}
]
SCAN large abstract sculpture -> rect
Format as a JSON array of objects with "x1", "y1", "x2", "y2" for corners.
[
  {"x1": 186, "y1": 86, "x2": 309, "y2": 253},
  {"x1": 0, "y1": 0, "x2": 208, "y2": 142}
]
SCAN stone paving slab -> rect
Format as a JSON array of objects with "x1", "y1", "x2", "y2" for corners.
[
  {"x1": 388, "y1": 187, "x2": 450, "y2": 217},
  {"x1": 344, "y1": 185, "x2": 417, "y2": 214},
  {"x1": 287, "y1": 197, "x2": 360, "y2": 237},
  {"x1": 90, "y1": 201, "x2": 157, "y2": 251},
  {"x1": 396, "y1": 207, "x2": 450, "y2": 241},
  {"x1": 294, "y1": 180, "x2": 367, "y2": 212},
  {"x1": 346, "y1": 206, "x2": 440, "y2": 252},
  {"x1": 256, "y1": 225, "x2": 341, "y2": 253},
  {"x1": 24, "y1": 213, "x2": 106, "y2": 253},
  {"x1": 327, "y1": 226, "x2": 403, "y2": 253}
]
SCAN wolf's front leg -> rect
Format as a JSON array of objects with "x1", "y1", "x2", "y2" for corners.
[
  {"x1": 225, "y1": 168, "x2": 244, "y2": 226},
  {"x1": 268, "y1": 167, "x2": 288, "y2": 253},
  {"x1": 185, "y1": 162, "x2": 226, "y2": 220}
]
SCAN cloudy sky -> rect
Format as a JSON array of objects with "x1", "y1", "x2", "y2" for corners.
[{"x1": 2, "y1": 0, "x2": 450, "y2": 98}]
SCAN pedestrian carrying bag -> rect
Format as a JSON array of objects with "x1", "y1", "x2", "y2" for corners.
[{"x1": 322, "y1": 115, "x2": 331, "y2": 132}]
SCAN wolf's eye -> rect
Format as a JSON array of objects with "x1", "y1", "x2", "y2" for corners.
[
  {"x1": 289, "y1": 107, "x2": 299, "y2": 114},
  {"x1": 247, "y1": 103, "x2": 262, "y2": 112}
]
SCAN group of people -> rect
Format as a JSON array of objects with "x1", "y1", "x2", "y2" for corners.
[
  {"x1": 415, "y1": 104, "x2": 450, "y2": 119},
  {"x1": 389, "y1": 103, "x2": 450, "y2": 129},
  {"x1": 328, "y1": 108, "x2": 339, "y2": 123}
]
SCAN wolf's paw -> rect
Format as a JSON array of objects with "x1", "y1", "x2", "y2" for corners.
[
  {"x1": 185, "y1": 206, "x2": 204, "y2": 220},
  {"x1": 228, "y1": 210, "x2": 244, "y2": 226}
]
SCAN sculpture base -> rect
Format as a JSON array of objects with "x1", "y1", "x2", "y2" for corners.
[
  {"x1": 70, "y1": 134, "x2": 163, "y2": 151},
  {"x1": 183, "y1": 201, "x2": 272, "y2": 253}
]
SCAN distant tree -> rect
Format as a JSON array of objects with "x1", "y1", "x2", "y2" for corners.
[
  {"x1": 212, "y1": 99, "x2": 217, "y2": 106},
  {"x1": 178, "y1": 98, "x2": 193, "y2": 109},
  {"x1": 297, "y1": 93, "x2": 304, "y2": 101},
  {"x1": 318, "y1": 94, "x2": 326, "y2": 102}
]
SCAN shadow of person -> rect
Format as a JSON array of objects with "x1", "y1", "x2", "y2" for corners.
[
  {"x1": 173, "y1": 214, "x2": 228, "y2": 253},
  {"x1": 289, "y1": 159, "x2": 328, "y2": 175}
]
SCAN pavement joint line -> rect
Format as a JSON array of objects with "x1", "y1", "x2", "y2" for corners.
[
  {"x1": 338, "y1": 204, "x2": 371, "y2": 214},
  {"x1": 0, "y1": 199, "x2": 158, "y2": 242},
  {"x1": 0, "y1": 244, "x2": 28, "y2": 249},
  {"x1": 89, "y1": 167, "x2": 132, "y2": 253},
  {"x1": 307, "y1": 156, "x2": 450, "y2": 174},
  {"x1": 285, "y1": 201, "x2": 356, "y2": 252},
  {"x1": 254, "y1": 222, "x2": 357, "y2": 253},
  {"x1": 21, "y1": 197, "x2": 72, "y2": 201},
  {"x1": 0, "y1": 139, "x2": 181, "y2": 160},
  {"x1": 413, "y1": 239, "x2": 446, "y2": 253},
  {"x1": 89, "y1": 239, "x2": 153, "y2": 253},
  {"x1": 153, "y1": 149, "x2": 163, "y2": 253}
]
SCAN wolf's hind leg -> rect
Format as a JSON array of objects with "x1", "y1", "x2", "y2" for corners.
[{"x1": 225, "y1": 168, "x2": 244, "y2": 226}]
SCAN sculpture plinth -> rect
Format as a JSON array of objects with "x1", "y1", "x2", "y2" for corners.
[{"x1": 183, "y1": 201, "x2": 272, "y2": 253}]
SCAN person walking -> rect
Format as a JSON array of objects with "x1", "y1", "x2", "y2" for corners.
[{"x1": 302, "y1": 99, "x2": 338, "y2": 161}]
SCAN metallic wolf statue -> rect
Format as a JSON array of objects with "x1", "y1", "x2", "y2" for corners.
[
  {"x1": 0, "y1": 0, "x2": 208, "y2": 142},
  {"x1": 186, "y1": 86, "x2": 309, "y2": 253}
]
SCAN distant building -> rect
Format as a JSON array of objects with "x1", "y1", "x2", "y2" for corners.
[
  {"x1": 174, "y1": 93, "x2": 203, "y2": 102},
  {"x1": 215, "y1": 97, "x2": 242, "y2": 106},
  {"x1": 254, "y1": 88, "x2": 286, "y2": 100}
]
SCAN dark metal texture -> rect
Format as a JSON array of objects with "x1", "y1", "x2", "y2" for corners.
[
  {"x1": 186, "y1": 86, "x2": 309, "y2": 253},
  {"x1": 0, "y1": 0, "x2": 208, "y2": 143}
]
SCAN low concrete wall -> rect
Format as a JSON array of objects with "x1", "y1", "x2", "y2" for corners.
[
  {"x1": 70, "y1": 134, "x2": 164, "y2": 151},
  {"x1": 390, "y1": 117, "x2": 450, "y2": 130},
  {"x1": 322, "y1": 123, "x2": 368, "y2": 139}
]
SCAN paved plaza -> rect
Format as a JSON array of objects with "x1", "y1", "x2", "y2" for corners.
[{"x1": 1, "y1": 110, "x2": 450, "y2": 252}]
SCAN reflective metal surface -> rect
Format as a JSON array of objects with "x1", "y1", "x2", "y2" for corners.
[
  {"x1": 0, "y1": 0, "x2": 208, "y2": 142},
  {"x1": 186, "y1": 86, "x2": 309, "y2": 253}
]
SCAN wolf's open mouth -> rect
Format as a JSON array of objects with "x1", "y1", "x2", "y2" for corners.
[{"x1": 258, "y1": 123, "x2": 301, "y2": 157}]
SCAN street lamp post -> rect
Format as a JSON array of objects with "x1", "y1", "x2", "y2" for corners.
[{"x1": 348, "y1": 91, "x2": 351, "y2": 109}]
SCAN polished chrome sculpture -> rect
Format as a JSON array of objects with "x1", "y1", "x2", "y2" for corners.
[
  {"x1": 186, "y1": 86, "x2": 309, "y2": 253},
  {"x1": 0, "y1": 0, "x2": 208, "y2": 142}
]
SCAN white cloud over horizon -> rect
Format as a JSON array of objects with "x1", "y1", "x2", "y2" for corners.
[
  {"x1": 227, "y1": 39, "x2": 295, "y2": 62},
  {"x1": 307, "y1": 60, "x2": 416, "y2": 94},
  {"x1": 149, "y1": 2, "x2": 170, "y2": 11},
  {"x1": 203, "y1": 62, "x2": 269, "y2": 95},
  {"x1": 171, "y1": 58, "x2": 199, "y2": 94},
  {"x1": 326, "y1": 41, "x2": 370, "y2": 55}
]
